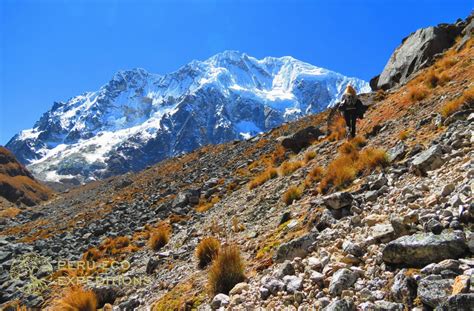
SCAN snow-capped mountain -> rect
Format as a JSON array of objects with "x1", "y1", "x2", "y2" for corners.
[{"x1": 6, "y1": 51, "x2": 370, "y2": 184}]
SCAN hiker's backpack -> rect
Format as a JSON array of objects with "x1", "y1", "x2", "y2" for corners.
[{"x1": 339, "y1": 93, "x2": 357, "y2": 110}]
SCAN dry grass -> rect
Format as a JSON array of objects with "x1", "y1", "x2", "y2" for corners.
[
  {"x1": 149, "y1": 226, "x2": 170, "y2": 251},
  {"x1": 208, "y1": 245, "x2": 245, "y2": 295},
  {"x1": 53, "y1": 287, "x2": 97, "y2": 311},
  {"x1": 248, "y1": 167, "x2": 278, "y2": 190},
  {"x1": 282, "y1": 186, "x2": 303, "y2": 205},
  {"x1": 304, "y1": 150, "x2": 317, "y2": 163},
  {"x1": 374, "y1": 89, "x2": 387, "y2": 101},
  {"x1": 318, "y1": 146, "x2": 388, "y2": 193},
  {"x1": 0, "y1": 207, "x2": 21, "y2": 218},
  {"x1": 195, "y1": 196, "x2": 220, "y2": 212},
  {"x1": 195, "y1": 237, "x2": 220, "y2": 269},
  {"x1": 271, "y1": 145, "x2": 287, "y2": 165},
  {"x1": 232, "y1": 217, "x2": 245, "y2": 232},
  {"x1": 279, "y1": 160, "x2": 303, "y2": 176},
  {"x1": 327, "y1": 115, "x2": 347, "y2": 141},
  {"x1": 424, "y1": 70, "x2": 439, "y2": 88},
  {"x1": 407, "y1": 85, "x2": 428, "y2": 102},
  {"x1": 398, "y1": 129, "x2": 411, "y2": 141},
  {"x1": 350, "y1": 136, "x2": 367, "y2": 148},
  {"x1": 304, "y1": 165, "x2": 324, "y2": 187},
  {"x1": 440, "y1": 86, "x2": 474, "y2": 117}
]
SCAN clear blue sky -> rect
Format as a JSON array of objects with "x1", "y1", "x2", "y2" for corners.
[{"x1": 0, "y1": 0, "x2": 472, "y2": 145}]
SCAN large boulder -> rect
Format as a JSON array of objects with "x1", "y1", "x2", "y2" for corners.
[
  {"x1": 279, "y1": 126, "x2": 323, "y2": 153},
  {"x1": 323, "y1": 192, "x2": 353, "y2": 210},
  {"x1": 382, "y1": 231, "x2": 469, "y2": 267},
  {"x1": 374, "y1": 20, "x2": 464, "y2": 90},
  {"x1": 410, "y1": 145, "x2": 444, "y2": 176},
  {"x1": 329, "y1": 268, "x2": 359, "y2": 296},
  {"x1": 273, "y1": 231, "x2": 317, "y2": 263},
  {"x1": 417, "y1": 275, "x2": 453, "y2": 308}
]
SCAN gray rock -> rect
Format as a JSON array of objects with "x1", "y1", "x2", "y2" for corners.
[
  {"x1": 323, "y1": 192, "x2": 353, "y2": 209},
  {"x1": 438, "y1": 293, "x2": 474, "y2": 311},
  {"x1": 273, "y1": 231, "x2": 317, "y2": 263},
  {"x1": 329, "y1": 268, "x2": 359, "y2": 296},
  {"x1": 274, "y1": 260, "x2": 295, "y2": 278},
  {"x1": 417, "y1": 275, "x2": 453, "y2": 308},
  {"x1": 382, "y1": 231, "x2": 468, "y2": 267},
  {"x1": 370, "y1": 223, "x2": 396, "y2": 243},
  {"x1": 283, "y1": 275, "x2": 303, "y2": 293},
  {"x1": 411, "y1": 145, "x2": 444, "y2": 176},
  {"x1": 375, "y1": 21, "x2": 463, "y2": 90},
  {"x1": 211, "y1": 293, "x2": 230, "y2": 309},
  {"x1": 342, "y1": 241, "x2": 364, "y2": 257},
  {"x1": 261, "y1": 276, "x2": 285, "y2": 295},
  {"x1": 424, "y1": 218, "x2": 444, "y2": 235},
  {"x1": 387, "y1": 142, "x2": 406, "y2": 162},
  {"x1": 440, "y1": 183, "x2": 456, "y2": 197},
  {"x1": 323, "y1": 298, "x2": 355, "y2": 311},
  {"x1": 374, "y1": 300, "x2": 404, "y2": 311},
  {"x1": 364, "y1": 190, "x2": 379, "y2": 202},
  {"x1": 391, "y1": 269, "x2": 417, "y2": 305},
  {"x1": 444, "y1": 109, "x2": 474, "y2": 126},
  {"x1": 280, "y1": 126, "x2": 323, "y2": 153}
]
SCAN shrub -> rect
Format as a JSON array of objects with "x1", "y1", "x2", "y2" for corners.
[
  {"x1": 350, "y1": 136, "x2": 367, "y2": 148},
  {"x1": 248, "y1": 167, "x2": 278, "y2": 190},
  {"x1": 149, "y1": 226, "x2": 170, "y2": 251},
  {"x1": 282, "y1": 186, "x2": 303, "y2": 205},
  {"x1": 356, "y1": 148, "x2": 389, "y2": 173},
  {"x1": 424, "y1": 70, "x2": 439, "y2": 88},
  {"x1": 374, "y1": 89, "x2": 386, "y2": 101},
  {"x1": 327, "y1": 115, "x2": 347, "y2": 141},
  {"x1": 440, "y1": 86, "x2": 474, "y2": 117},
  {"x1": 304, "y1": 150, "x2": 316, "y2": 163},
  {"x1": 408, "y1": 85, "x2": 428, "y2": 102},
  {"x1": 272, "y1": 145, "x2": 287, "y2": 165},
  {"x1": 208, "y1": 245, "x2": 245, "y2": 295},
  {"x1": 196, "y1": 196, "x2": 220, "y2": 212},
  {"x1": 195, "y1": 237, "x2": 220, "y2": 269},
  {"x1": 318, "y1": 147, "x2": 388, "y2": 193},
  {"x1": 398, "y1": 129, "x2": 411, "y2": 141},
  {"x1": 54, "y1": 287, "x2": 97, "y2": 311},
  {"x1": 279, "y1": 160, "x2": 303, "y2": 176}
]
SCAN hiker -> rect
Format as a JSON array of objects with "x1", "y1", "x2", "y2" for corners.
[{"x1": 336, "y1": 85, "x2": 367, "y2": 138}]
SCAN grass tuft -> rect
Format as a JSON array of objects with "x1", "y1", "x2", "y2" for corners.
[
  {"x1": 282, "y1": 185, "x2": 303, "y2": 205},
  {"x1": 208, "y1": 245, "x2": 245, "y2": 295},
  {"x1": 279, "y1": 160, "x2": 303, "y2": 176},
  {"x1": 304, "y1": 150, "x2": 317, "y2": 163},
  {"x1": 149, "y1": 226, "x2": 170, "y2": 251},
  {"x1": 195, "y1": 237, "x2": 220, "y2": 269},
  {"x1": 54, "y1": 287, "x2": 97, "y2": 311},
  {"x1": 248, "y1": 167, "x2": 278, "y2": 190}
]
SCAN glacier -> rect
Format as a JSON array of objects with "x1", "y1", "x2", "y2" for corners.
[{"x1": 6, "y1": 51, "x2": 370, "y2": 184}]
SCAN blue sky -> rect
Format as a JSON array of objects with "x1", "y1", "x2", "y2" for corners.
[{"x1": 0, "y1": 0, "x2": 472, "y2": 145}]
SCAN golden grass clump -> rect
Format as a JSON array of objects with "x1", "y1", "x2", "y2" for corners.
[
  {"x1": 440, "y1": 86, "x2": 474, "y2": 117},
  {"x1": 271, "y1": 145, "x2": 287, "y2": 165},
  {"x1": 374, "y1": 89, "x2": 387, "y2": 101},
  {"x1": 398, "y1": 129, "x2": 411, "y2": 141},
  {"x1": 356, "y1": 148, "x2": 389, "y2": 173},
  {"x1": 304, "y1": 150, "x2": 317, "y2": 163},
  {"x1": 208, "y1": 245, "x2": 245, "y2": 295},
  {"x1": 350, "y1": 136, "x2": 367, "y2": 148},
  {"x1": 407, "y1": 85, "x2": 428, "y2": 102},
  {"x1": 195, "y1": 237, "x2": 220, "y2": 269},
  {"x1": 53, "y1": 287, "x2": 97, "y2": 311},
  {"x1": 248, "y1": 167, "x2": 278, "y2": 190},
  {"x1": 279, "y1": 160, "x2": 303, "y2": 176},
  {"x1": 318, "y1": 147, "x2": 388, "y2": 193},
  {"x1": 327, "y1": 115, "x2": 347, "y2": 141},
  {"x1": 424, "y1": 70, "x2": 439, "y2": 88},
  {"x1": 149, "y1": 226, "x2": 170, "y2": 251},
  {"x1": 282, "y1": 185, "x2": 303, "y2": 205},
  {"x1": 196, "y1": 196, "x2": 220, "y2": 212}
]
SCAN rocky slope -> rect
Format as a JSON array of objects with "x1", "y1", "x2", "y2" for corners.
[
  {"x1": 0, "y1": 17, "x2": 473, "y2": 311},
  {"x1": 5, "y1": 51, "x2": 369, "y2": 185},
  {"x1": 0, "y1": 147, "x2": 52, "y2": 207}
]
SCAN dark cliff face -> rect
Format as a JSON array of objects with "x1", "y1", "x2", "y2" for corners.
[
  {"x1": 0, "y1": 147, "x2": 52, "y2": 206},
  {"x1": 372, "y1": 13, "x2": 472, "y2": 91}
]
